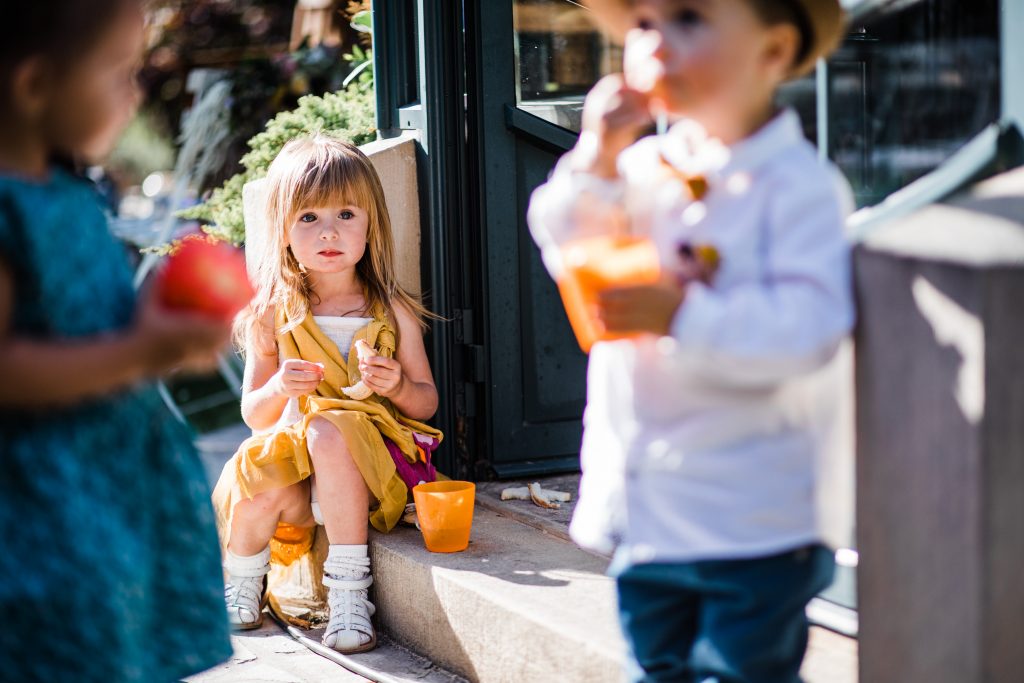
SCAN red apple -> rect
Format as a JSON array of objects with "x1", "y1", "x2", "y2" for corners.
[{"x1": 157, "y1": 236, "x2": 255, "y2": 320}]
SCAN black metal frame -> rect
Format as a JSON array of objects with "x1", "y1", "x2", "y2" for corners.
[
  {"x1": 373, "y1": 0, "x2": 589, "y2": 480},
  {"x1": 371, "y1": 0, "x2": 418, "y2": 138},
  {"x1": 373, "y1": 0, "x2": 481, "y2": 479},
  {"x1": 416, "y1": 0, "x2": 480, "y2": 480},
  {"x1": 504, "y1": 105, "x2": 577, "y2": 154},
  {"x1": 467, "y1": 2, "x2": 590, "y2": 478}
]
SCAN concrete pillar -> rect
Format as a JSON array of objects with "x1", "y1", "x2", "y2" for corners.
[{"x1": 855, "y1": 167, "x2": 1024, "y2": 683}]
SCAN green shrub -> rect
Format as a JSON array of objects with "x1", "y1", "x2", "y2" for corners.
[{"x1": 182, "y1": 84, "x2": 376, "y2": 244}]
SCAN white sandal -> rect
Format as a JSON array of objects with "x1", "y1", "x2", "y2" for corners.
[
  {"x1": 322, "y1": 560, "x2": 377, "y2": 653},
  {"x1": 224, "y1": 547, "x2": 270, "y2": 630}
]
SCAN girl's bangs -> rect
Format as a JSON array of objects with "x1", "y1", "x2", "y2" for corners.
[{"x1": 288, "y1": 153, "x2": 374, "y2": 219}]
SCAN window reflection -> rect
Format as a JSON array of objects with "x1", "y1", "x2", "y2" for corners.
[
  {"x1": 513, "y1": 0, "x2": 621, "y2": 132},
  {"x1": 786, "y1": 0, "x2": 1001, "y2": 207},
  {"x1": 514, "y1": 0, "x2": 1001, "y2": 209}
]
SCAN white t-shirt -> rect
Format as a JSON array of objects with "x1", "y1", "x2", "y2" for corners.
[{"x1": 527, "y1": 109, "x2": 855, "y2": 563}]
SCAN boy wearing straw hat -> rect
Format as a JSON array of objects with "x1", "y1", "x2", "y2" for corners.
[{"x1": 528, "y1": 1, "x2": 853, "y2": 681}]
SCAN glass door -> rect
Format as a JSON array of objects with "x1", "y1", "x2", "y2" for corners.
[
  {"x1": 513, "y1": 0, "x2": 621, "y2": 132},
  {"x1": 461, "y1": 1, "x2": 623, "y2": 476}
]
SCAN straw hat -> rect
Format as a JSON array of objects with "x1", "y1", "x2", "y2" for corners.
[{"x1": 582, "y1": 0, "x2": 846, "y2": 78}]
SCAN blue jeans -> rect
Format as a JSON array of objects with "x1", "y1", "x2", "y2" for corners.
[{"x1": 612, "y1": 545, "x2": 835, "y2": 683}]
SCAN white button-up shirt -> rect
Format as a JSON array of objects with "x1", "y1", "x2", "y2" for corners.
[{"x1": 527, "y1": 110, "x2": 855, "y2": 562}]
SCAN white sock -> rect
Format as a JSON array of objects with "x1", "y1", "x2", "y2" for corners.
[
  {"x1": 327, "y1": 544, "x2": 367, "y2": 560},
  {"x1": 325, "y1": 544, "x2": 369, "y2": 578},
  {"x1": 224, "y1": 546, "x2": 271, "y2": 575}
]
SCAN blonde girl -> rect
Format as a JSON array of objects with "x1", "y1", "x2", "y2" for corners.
[{"x1": 213, "y1": 134, "x2": 442, "y2": 654}]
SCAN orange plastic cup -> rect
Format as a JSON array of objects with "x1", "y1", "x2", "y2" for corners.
[
  {"x1": 412, "y1": 481, "x2": 476, "y2": 553},
  {"x1": 557, "y1": 235, "x2": 661, "y2": 353}
]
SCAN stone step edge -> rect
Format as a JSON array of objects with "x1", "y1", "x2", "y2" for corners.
[{"x1": 367, "y1": 506, "x2": 627, "y2": 683}]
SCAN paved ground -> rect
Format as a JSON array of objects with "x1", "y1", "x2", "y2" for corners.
[
  {"x1": 185, "y1": 620, "x2": 369, "y2": 683},
  {"x1": 186, "y1": 619, "x2": 467, "y2": 683},
  {"x1": 805, "y1": 627, "x2": 858, "y2": 683},
  {"x1": 187, "y1": 620, "x2": 856, "y2": 683}
]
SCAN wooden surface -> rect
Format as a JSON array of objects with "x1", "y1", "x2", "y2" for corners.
[{"x1": 855, "y1": 168, "x2": 1024, "y2": 682}]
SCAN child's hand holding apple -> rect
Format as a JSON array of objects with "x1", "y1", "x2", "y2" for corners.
[
  {"x1": 132, "y1": 236, "x2": 255, "y2": 375},
  {"x1": 156, "y1": 236, "x2": 255, "y2": 321}
]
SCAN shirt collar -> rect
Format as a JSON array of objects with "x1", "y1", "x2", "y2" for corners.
[{"x1": 658, "y1": 108, "x2": 805, "y2": 180}]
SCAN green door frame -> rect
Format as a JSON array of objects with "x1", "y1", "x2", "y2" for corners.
[
  {"x1": 464, "y1": 3, "x2": 592, "y2": 477},
  {"x1": 372, "y1": 0, "x2": 481, "y2": 480},
  {"x1": 373, "y1": 0, "x2": 591, "y2": 479}
]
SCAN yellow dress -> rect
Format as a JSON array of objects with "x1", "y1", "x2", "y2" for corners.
[{"x1": 211, "y1": 306, "x2": 442, "y2": 624}]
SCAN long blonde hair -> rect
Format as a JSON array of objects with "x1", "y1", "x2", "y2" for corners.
[{"x1": 235, "y1": 133, "x2": 432, "y2": 353}]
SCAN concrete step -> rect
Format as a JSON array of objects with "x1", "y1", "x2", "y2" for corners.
[
  {"x1": 369, "y1": 506, "x2": 628, "y2": 683},
  {"x1": 198, "y1": 425, "x2": 626, "y2": 681},
  {"x1": 370, "y1": 502, "x2": 859, "y2": 683}
]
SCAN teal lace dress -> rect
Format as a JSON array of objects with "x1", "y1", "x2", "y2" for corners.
[{"x1": 0, "y1": 169, "x2": 232, "y2": 682}]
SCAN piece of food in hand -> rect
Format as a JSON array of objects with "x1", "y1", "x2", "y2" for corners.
[
  {"x1": 157, "y1": 236, "x2": 254, "y2": 321},
  {"x1": 341, "y1": 339, "x2": 377, "y2": 400}
]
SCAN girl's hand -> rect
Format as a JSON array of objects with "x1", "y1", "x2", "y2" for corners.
[
  {"x1": 272, "y1": 359, "x2": 325, "y2": 398},
  {"x1": 358, "y1": 354, "x2": 405, "y2": 398},
  {"x1": 133, "y1": 284, "x2": 232, "y2": 375},
  {"x1": 596, "y1": 281, "x2": 686, "y2": 337},
  {"x1": 572, "y1": 74, "x2": 653, "y2": 179}
]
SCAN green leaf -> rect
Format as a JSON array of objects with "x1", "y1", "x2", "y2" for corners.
[{"x1": 351, "y1": 10, "x2": 372, "y2": 34}]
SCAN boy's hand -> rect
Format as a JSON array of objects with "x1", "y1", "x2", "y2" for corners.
[
  {"x1": 133, "y1": 284, "x2": 232, "y2": 375},
  {"x1": 359, "y1": 354, "x2": 405, "y2": 398},
  {"x1": 272, "y1": 359, "x2": 325, "y2": 398},
  {"x1": 596, "y1": 281, "x2": 686, "y2": 337},
  {"x1": 572, "y1": 74, "x2": 653, "y2": 179}
]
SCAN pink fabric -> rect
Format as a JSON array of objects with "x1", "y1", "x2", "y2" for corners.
[{"x1": 385, "y1": 433, "x2": 439, "y2": 490}]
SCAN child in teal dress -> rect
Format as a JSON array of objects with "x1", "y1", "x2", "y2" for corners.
[{"x1": 0, "y1": 1, "x2": 233, "y2": 681}]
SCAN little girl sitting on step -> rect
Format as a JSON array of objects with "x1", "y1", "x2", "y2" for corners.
[{"x1": 213, "y1": 134, "x2": 442, "y2": 654}]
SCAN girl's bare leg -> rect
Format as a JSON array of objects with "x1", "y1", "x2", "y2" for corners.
[
  {"x1": 306, "y1": 416, "x2": 371, "y2": 544},
  {"x1": 228, "y1": 479, "x2": 314, "y2": 556}
]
